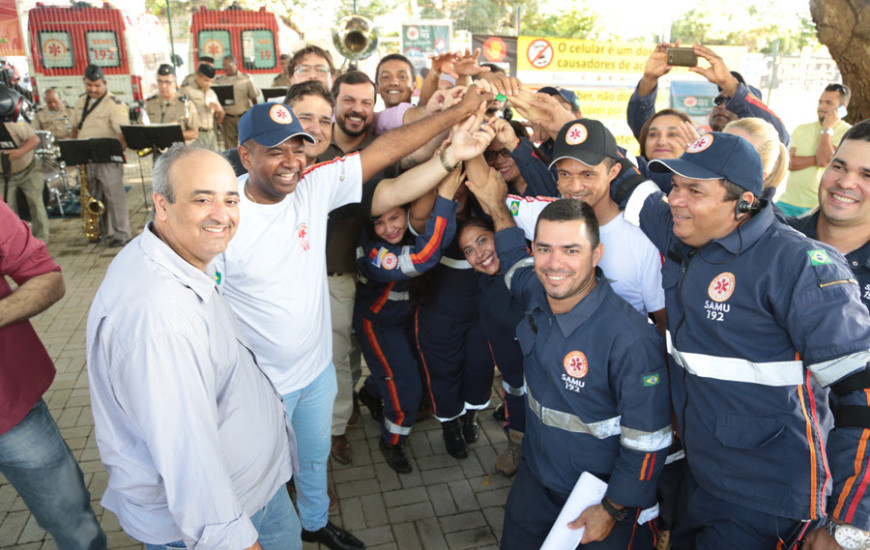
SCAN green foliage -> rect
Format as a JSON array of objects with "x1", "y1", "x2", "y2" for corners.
[
  {"x1": 668, "y1": 0, "x2": 820, "y2": 54},
  {"x1": 337, "y1": 0, "x2": 405, "y2": 19},
  {"x1": 521, "y1": 6, "x2": 598, "y2": 39}
]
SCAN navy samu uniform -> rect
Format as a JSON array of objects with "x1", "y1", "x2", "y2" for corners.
[
  {"x1": 495, "y1": 226, "x2": 671, "y2": 550},
  {"x1": 476, "y1": 272, "x2": 526, "y2": 436},
  {"x1": 789, "y1": 210, "x2": 870, "y2": 313},
  {"x1": 624, "y1": 180, "x2": 870, "y2": 548},
  {"x1": 415, "y1": 240, "x2": 494, "y2": 421},
  {"x1": 353, "y1": 196, "x2": 458, "y2": 445}
]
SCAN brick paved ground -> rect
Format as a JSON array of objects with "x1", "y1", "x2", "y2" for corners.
[{"x1": 1, "y1": 159, "x2": 511, "y2": 549}]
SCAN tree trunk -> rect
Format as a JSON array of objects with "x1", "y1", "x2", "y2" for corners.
[{"x1": 810, "y1": 0, "x2": 870, "y2": 123}]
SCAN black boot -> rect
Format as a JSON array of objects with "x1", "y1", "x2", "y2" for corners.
[
  {"x1": 462, "y1": 410, "x2": 480, "y2": 443},
  {"x1": 442, "y1": 418, "x2": 468, "y2": 459},
  {"x1": 358, "y1": 385, "x2": 384, "y2": 423},
  {"x1": 379, "y1": 438, "x2": 412, "y2": 474}
]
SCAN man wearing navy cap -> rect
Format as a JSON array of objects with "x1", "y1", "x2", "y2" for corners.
[
  {"x1": 612, "y1": 132, "x2": 870, "y2": 549},
  {"x1": 214, "y1": 89, "x2": 495, "y2": 550},
  {"x1": 144, "y1": 64, "x2": 198, "y2": 144},
  {"x1": 181, "y1": 63, "x2": 223, "y2": 150}
]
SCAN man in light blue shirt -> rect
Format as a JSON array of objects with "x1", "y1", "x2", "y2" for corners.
[{"x1": 86, "y1": 144, "x2": 300, "y2": 550}]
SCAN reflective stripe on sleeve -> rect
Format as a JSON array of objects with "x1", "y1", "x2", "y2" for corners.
[
  {"x1": 808, "y1": 351, "x2": 870, "y2": 388},
  {"x1": 527, "y1": 387, "x2": 621, "y2": 439},
  {"x1": 504, "y1": 257, "x2": 535, "y2": 292},
  {"x1": 439, "y1": 256, "x2": 472, "y2": 269},
  {"x1": 666, "y1": 331, "x2": 804, "y2": 387},
  {"x1": 621, "y1": 425, "x2": 672, "y2": 453},
  {"x1": 398, "y1": 245, "x2": 419, "y2": 276},
  {"x1": 502, "y1": 380, "x2": 526, "y2": 396}
]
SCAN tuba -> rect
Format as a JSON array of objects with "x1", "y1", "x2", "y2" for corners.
[
  {"x1": 79, "y1": 165, "x2": 105, "y2": 242},
  {"x1": 332, "y1": 15, "x2": 379, "y2": 63}
]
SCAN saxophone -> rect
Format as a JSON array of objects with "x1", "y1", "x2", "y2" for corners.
[{"x1": 79, "y1": 165, "x2": 104, "y2": 242}]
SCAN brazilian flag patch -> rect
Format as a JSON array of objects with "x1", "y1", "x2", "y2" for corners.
[
  {"x1": 807, "y1": 249, "x2": 832, "y2": 266},
  {"x1": 643, "y1": 373, "x2": 661, "y2": 387},
  {"x1": 510, "y1": 200, "x2": 520, "y2": 216},
  {"x1": 215, "y1": 271, "x2": 222, "y2": 285}
]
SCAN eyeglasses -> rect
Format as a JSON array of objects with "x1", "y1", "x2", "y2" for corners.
[
  {"x1": 295, "y1": 64, "x2": 331, "y2": 76},
  {"x1": 483, "y1": 149, "x2": 512, "y2": 163},
  {"x1": 827, "y1": 83, "x2": 850, "y2": 96},
  {"x1": 157, "y1": 79, "x2": 176, "y2": 86},
  {"x1": 713, "y1": 94, "x2": 727, "y2": 107}
]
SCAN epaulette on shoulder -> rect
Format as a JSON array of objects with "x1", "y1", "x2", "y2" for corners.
[
  {"x1": 146, "y1": 94, "x2": 158, "y2": 101},
  {"x1": 111, "y1": 96, "x2": 122, "y2": 104}
]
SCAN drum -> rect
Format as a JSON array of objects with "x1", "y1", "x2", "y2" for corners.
[{"x1": 35, "y1": 130, "x2": 59, "y2": 159}]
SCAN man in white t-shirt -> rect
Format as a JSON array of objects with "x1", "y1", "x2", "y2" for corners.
[
  {"x1": 500, "y1": 119, "x2": 665, "y2": 328},
  {"x1": 215, "y1": 91, "x2": 494, "y2": 550}
]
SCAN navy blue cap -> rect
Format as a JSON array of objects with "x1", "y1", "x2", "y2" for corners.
[
  {"x1": 538, "y1": 86, "x2": 580, "y2": 113},
  {"x1": 649, "y1": 132, "x2": 763, "y2": 196},
  {"x1": 238, "y1": 103, "x2": 314, "y2": 147},
  {"x1": 197, "y1": 63, "x2": 216, "y2": 78},
  {"x1": 84, "y1": 64, "x2": 104, "y2": 81},
  {"x1": 549, "y1": 119, "x2": 618, "y2": 169}
]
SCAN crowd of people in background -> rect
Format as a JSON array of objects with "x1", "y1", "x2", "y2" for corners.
[{"x1": 3, "y1": 36, "x2": 870, "y2": 550}]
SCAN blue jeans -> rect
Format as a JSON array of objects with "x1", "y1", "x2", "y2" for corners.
[
  {"x1": 143, "y1": 486, "x2": 301, "y2": 550},
  {"x1": 0, "y1": 399, "x2": 106, "y2": 550},
  {"x1": 282, "y1": 363, "x2": 337, "y2": 532}
]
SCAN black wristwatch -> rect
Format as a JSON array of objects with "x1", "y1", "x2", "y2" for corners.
[{"x1": 600, "y1": 497, "x2": 628, "y2": 521}]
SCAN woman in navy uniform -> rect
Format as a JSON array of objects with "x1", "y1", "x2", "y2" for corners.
[
  {"x1": 354, "y1": 169, "x2": 463, "y2": 473},
  {"x1": 458, "y1": 218, "x2": 526, "y2": 475}
]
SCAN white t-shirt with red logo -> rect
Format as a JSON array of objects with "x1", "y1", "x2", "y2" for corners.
[{"x1": 215, "y1": 153, "x2": 363, "y2": 395}]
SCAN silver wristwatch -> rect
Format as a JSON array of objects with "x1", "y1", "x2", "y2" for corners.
[{"x1": 826, "y1": 519, "x2": 870, "y2": 550}]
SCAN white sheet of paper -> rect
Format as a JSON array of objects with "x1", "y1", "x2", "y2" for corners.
[{"x1": 540, "y1": 472, "x2": 608, "y2": 550}]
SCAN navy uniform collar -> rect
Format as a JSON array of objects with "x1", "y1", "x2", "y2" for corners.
[
  {"x1": 791, "y1": 211, "x2": 870, "y2": 270},
  {"x1": 708, "y1": 202, "x2": 774, "y2": 255},
  {"x1": 529, "y1": 267, "x2": 610, "y2": 337}
]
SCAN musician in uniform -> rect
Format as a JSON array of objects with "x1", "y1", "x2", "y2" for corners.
[
  {"x1": 32, "y1": 88, "x2": 74, "y2": 141},
  {"x1": 181, "y1": 63, "x2": 223, "y2": 151},
  {"x1": 180, "y1": 56, "x2": 214, "y2": 88},
  {"x1": 214, "y1": 55, "x2": 258, "y2": 148},
  {"x1": 143, "y1": 64, "x2": 198, "y2": 144},
  {"x1": 1, "y1": 87, "x2": 49, "y2": 242},
  {"x1": 71, "y1": 64, "x2": 130, "y2": 247}
]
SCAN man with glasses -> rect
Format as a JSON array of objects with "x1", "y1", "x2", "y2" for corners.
[
  {"x1": 777, "y1": 83, "x2": 852, "y2": 216},
  {"x1": 144, "y1": 64, "x2": 199, "y2": 144},
  {"x1": 288, "y1": 45, "x2": 334, "y2": 90}
]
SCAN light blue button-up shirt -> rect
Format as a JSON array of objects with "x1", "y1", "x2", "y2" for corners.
[{"x1": 86, "y1": 223, "x2": 297, "y2": 549}]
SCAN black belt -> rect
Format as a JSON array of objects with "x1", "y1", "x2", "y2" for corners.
[
  {"x1": 224, "y1": 113, "x2": 242, "y2": 118},
  {"x1": 198, "y1": 127, "x2": 210, "y2": 132}
]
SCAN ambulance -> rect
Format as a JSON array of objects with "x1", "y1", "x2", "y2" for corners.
[
  {"x1": 188, "y1": 6, "x2": 282, "y2": 90},
  {"x1": 26, "y1": 2, "x2": 170, "y2": 120}
]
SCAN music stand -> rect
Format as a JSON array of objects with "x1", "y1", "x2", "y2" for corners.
[
  {"x1": 211, "y1": 85, "x2": 236, "y2": 108},
  {"x1": 121, "y1": 124, "x2": 185, "y2": 211},
  {"x1": 57, "y1": 138, "x2": 125, "y2": 242},
  {"x1": 57, "y1": 138, "x2": 124, "y2": 166},
  {"x1": 262, "y1": 87, "x2": 288, "y2": 102}
]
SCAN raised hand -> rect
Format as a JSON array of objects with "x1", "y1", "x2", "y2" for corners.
[
  {"x1": 690, "y1": 44, "x2": 739, "y2": 97},
  {"x1": 453, "y1": 48, "x2": 492, "y2": 78}
]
